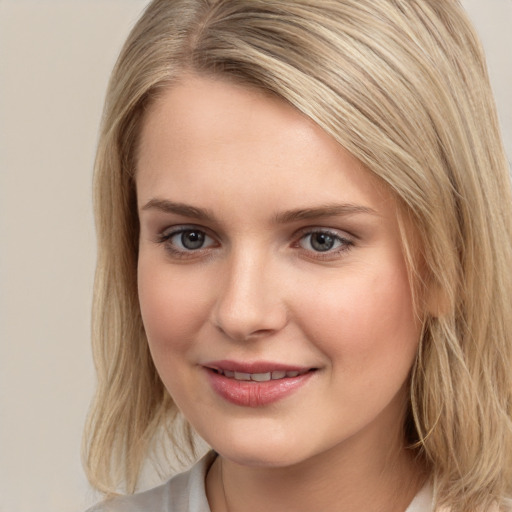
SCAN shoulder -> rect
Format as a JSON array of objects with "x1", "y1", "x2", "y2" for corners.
[
  {"x1": 499, "y1": 497, "x2": 512, "y2": 512},
  {"x1": 436, "y1": 497, "x2": 512, "y2": 512},
  {"x1": 85, "y1": 452, "x2": 216, "y2": 512},
  {"x1": 407, "y1": 482, "x2": 512, "y2": 512}
]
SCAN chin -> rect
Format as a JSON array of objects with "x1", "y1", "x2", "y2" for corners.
[
  {"x1": 205, "y1": 428, "x2": 316, "y2": 469},
  {"x1": 218, "y1": 446, "x2": 300, "y2": 468}
]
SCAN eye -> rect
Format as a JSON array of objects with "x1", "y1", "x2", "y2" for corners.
[
  {"x1": 298, "y1": 230, "x2": 353, "y2": 254},
  {"x1": 173, "y1": 229, "x2": 210, "y2": 250},
  {"x1": 157, "y1": 226, "x2": 217, "y2": 255}
]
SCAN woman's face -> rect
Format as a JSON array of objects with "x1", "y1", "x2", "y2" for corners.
[{"x1": 136, "y1": 75, "x2": 421, "y2": 468}]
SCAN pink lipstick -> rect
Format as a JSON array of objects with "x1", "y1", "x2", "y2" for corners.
[{"x1": 204, "y1": 360, "x2": 316, "y2": 407}]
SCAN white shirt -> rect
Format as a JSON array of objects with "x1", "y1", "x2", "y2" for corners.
[{"x1": 88, "y1": 451, "x2": 434, "y2": 512}]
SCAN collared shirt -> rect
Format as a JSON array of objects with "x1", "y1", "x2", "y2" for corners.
[{"x1": 88, "y1": 452, "x2": 435, "y2": 512}]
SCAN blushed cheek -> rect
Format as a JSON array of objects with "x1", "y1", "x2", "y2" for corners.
[
  {"x1": 138, "y1": 261, "x2": 213, "y2": 357},
  {"x1": 300, "y1": 266, "x2": 419, "y2": 371},
  {"x1": 138, "y1": 261, "x2": 192, "y2": 355},
  {"x1": 353, "y1": 272, "x2": 420, "y2": 372}
]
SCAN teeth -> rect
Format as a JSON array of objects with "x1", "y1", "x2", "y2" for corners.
[
  {"x1": 252, "y1": 372, "x2": 271, "y2": 382},
  {"x1": 217, "y1": 369, "x2": 309, "y2": 381},
  {"x1": 234, "y1": 372, "x2": 251, "y2": 381}
]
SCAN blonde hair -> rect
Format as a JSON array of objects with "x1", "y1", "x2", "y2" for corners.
[{"x1": 83, "y1": 1, "x2": 512, "y2": 509}]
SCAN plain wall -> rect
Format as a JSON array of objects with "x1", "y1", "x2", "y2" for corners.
[{"x1": 0, "y1": 1, "x2": 510, "y2": 511}]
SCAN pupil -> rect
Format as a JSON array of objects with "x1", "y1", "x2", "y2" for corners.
[
  {"x1": 181, "y1": 230, "x2": 205, "y2": 250},
  {"x1": 311, "y1": 233, "x2": 334, "y2": 252}
]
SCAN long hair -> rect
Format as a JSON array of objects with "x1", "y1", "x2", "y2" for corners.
[{"x1": 83, "y1": 1, "x2": 512, "y2": 509}]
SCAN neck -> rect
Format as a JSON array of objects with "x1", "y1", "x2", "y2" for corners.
[{"x1": 206, "y1": 426, "x2": 427, "y2": 512}]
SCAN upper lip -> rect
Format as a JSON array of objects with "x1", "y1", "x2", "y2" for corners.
[{"x1": 204, "y1": 360, "x2": 314, "y2": 374}]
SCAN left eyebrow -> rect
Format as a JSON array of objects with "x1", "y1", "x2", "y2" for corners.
[{"x1": 273, "y1": 204, "x2": 378, "y2": 224}]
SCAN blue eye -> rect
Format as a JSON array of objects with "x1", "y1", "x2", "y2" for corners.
[
  {"x1": 299, "y1": 230, "x2": 351, "y2": 253},
  {"x1": 175, "y1": 230, "x2": 208, "y2": 250},
  {"x1": 159, "y1": 227, "x2": 216, "y2": 253}
]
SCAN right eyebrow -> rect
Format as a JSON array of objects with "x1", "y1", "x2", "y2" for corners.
[{"x1": 140, "y1": 198, "x2": 216, "y2": 222}]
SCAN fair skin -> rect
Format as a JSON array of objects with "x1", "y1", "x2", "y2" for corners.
[{"x1": 136, "y1": 75, "x2": 425, "y2": 512}]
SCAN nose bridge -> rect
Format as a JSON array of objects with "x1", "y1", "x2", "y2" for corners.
[{"x1": 212, "y1": 244, "x2": 287, "y2": 341}]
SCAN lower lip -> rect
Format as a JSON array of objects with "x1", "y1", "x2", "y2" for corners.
[{"x1": 205, "y1": 369, "x2": 314, "y2": 407}]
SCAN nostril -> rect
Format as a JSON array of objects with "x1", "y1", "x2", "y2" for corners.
[{"x1": 213, "y1": 316, "x2": 285, "y2": 342}]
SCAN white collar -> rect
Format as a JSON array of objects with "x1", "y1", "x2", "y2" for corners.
[{"x1": 405, "y1": 482, "x2": 434, "y2": 512}]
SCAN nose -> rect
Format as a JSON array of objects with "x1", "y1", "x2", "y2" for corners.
[{"x1": 211, "y1": 248, "x2": 288, "y2": 342}]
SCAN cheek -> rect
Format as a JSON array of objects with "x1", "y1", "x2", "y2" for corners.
[
  {"x1": 299, "y1": 261, "x2": 420, "y2": 374},
  {"x1": 137, "y1": 258, "x2": 210, "y2": 357}
]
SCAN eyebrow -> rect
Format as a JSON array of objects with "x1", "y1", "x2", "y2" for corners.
[
  {"x1": 141, "y1": 199, "x2": 216, "y2": 221},
  {"x1": 141, "y1": 198, "x2": 378, "y2": 223},
  {"x1": 273, "y1": 204, "x2": 378, "y2": 223}
]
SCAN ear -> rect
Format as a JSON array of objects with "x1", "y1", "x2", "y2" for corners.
[{"x1": 424, "y1": 280, "x2": 452, "y2": 318}]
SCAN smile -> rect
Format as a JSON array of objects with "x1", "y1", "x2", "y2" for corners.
[
  {"x1": 204, "y1": 361, "x2": 317, "y2": 407},
  {"x1": 212, "y1": 368, "x2": 310, "y2": 382}
]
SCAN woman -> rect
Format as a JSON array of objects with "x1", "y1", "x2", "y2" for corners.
[{"x1": 84, "y1": 1, "x2": 512, "y2": 510}]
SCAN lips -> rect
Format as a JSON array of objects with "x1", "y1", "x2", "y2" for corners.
[
  {"x1": 213, "y1": 368, "x2": 310, "y2": 382},
  {"x1": 204, "y1": 360, "x2": 316, "y2": 407}
]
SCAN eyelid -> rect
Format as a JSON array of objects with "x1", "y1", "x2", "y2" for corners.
[
  {"x1": 153, "y1": 224, "x2": 355, "y2": 260},
  {"x1": 158, "y1": 223, "x2": 214, "y2": 239},
  {"x1": 155, "y1": 224, "x2": 219, "y2": 258},
  {"x1": 293, "y1": 226, "x2": 355, "y2": 242},
  {"x1": 292, "y1": 227, "x2": 355, "y2": 258}
]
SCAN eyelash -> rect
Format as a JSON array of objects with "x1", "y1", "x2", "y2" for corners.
[
  {"x1": 156, "y1": 226, "x2": 217, "y2": 259},
  {"x1": 293, "y1": 228, "x2": 354, "y2": 259},
  {"x1": 155, "y1": 226, "x2": 354, "y2": 260}
]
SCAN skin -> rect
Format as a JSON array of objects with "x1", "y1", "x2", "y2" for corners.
[{"x1": 136, "y1": 75, "x2": 426, "y2": 512}]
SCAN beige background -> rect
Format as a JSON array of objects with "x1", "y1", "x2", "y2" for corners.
[{"x1": 0, "y1": 1, "x2": 510, "y2": 511}]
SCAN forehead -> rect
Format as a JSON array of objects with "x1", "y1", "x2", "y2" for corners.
[
  {"x1": 137, "y1": 75, "x2": 330, "y2": 174},
  {"x1": 136, "y1": 74, "x2": 394, "y2": 213}
]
